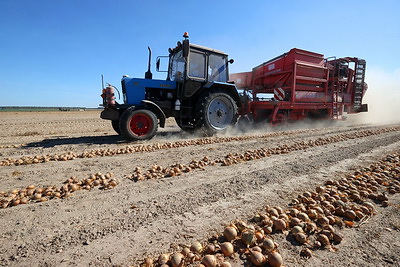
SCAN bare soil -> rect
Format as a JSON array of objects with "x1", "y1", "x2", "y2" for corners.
[{"x1": 0, "y1": 110, "x2": 399, "y2": 267}]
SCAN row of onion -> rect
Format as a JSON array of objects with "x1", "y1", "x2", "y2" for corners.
[
  {"x1": 129, "y1": 127, "x2": 400, "y2": 181},
  {"x1": 0, "y1": 172, "x2": 117, "y2": 208},
  {"x1": 0, "y1": 128, "x2": 306, "y2": 167},
  {"x1": 2, "y1": 126, "x2": 398, "y2": 167}
]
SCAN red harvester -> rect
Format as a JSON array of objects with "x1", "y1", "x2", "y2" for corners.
[{"x1": 230, "y1": 48, "x2": 368, "y2": 124}]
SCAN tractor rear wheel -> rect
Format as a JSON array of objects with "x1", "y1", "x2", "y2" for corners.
[
  {"x1": 198, "y1": 91, "x2": 238, "y2": 135},
  {"x1": 119, "y1": 108, "x2": 158, "y2": 141}
]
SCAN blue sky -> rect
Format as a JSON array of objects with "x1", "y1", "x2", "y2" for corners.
[{"x1": 0, "y1": 0, "x2": 399, "y2": 108}]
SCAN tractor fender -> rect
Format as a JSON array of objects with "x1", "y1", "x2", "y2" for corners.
[
  {"x1": 100, "y1": 108, "x2": 120, "y2": 120},
  {"x1": 202, "y1": 82, "x2": 242, "y2": 108},
  {"x1": 141, "y1": 100, "x2": 166, "y2": 128}
]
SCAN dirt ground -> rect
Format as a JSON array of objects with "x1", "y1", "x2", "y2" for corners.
[{"x1": 0, "y1": 110, "x2": 399, "y2": 267}]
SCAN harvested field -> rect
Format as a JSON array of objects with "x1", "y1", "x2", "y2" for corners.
[{"x1": 0, "y1": 110, "x2": 399, "y2": 267}]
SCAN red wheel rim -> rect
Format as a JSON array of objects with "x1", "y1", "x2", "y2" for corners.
[{"x1": 129, "y1": 113, "x2": 152, "y2": 136}]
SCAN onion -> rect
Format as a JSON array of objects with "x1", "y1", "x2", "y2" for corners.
[
  {"x1": 333, "y1": 232, "x2": 344, "y2": 243},
  {"x1": 294, "y1": 233, "x2": 307, "y2": 244},
  {"x1": 273, "y1": 218, "x2": 287, "y2": 231},
  {"x1": 249, "y1": 251, "x2": 266, "y2": 266},
  {"x1": 181, "y1": 247, "x2": 190, "y2": 256},
  {"x1": 291, "y1": 226, "x2": 303, "y2": 235},
  {"x1": 170, "y1": 253, "x2": 184, "y2": 267},
  {"x1": 251, "y1": 246, "x2": 262, "y2": 253},
  {"x1": 20, "y1": 197, "x2": 29, "y2": 204},
  {"x1": 288, "y1": 217, "x2": 299, "y2": 226},
  {"x1": 316, "y1": 185, "x2": 326, "y2": 193},
  {"x1": 317, "y1": 216, "x2": 329, "y2": 226},
  {"x1": 326, "y1": 215, "x2": 336, "y2": 225},
  {"x1": 220, "y1": 262, "x2": 232, "y2": 267},
  {"x1": 297, "y1": 212, "x2": 309, "y2": 222},
  {"x1": 320, "y1": 229, "x2": 333, "y2": 240},
  {"x1": 190, "y1": 241, "x2": 203, "y2": 254},
  {"x1": 255, "y1": 231, "x2": 264, "y2": 243},
  {"x1": 362, "y1": 202, "x2": 375, "y2": 212},
  {"x1": 274, "y1": 206, "x2": 284, "y2": 214},
  {"x1": 344, "y1": 210, "x2": 357, "y2": 221},
  {"x1": 205, "y1": 244, "x2": 216, "y2": 254},
  {"x1": 263, "y1": 226, "x2": 273, "y2": 234},
  {"x1": 355, "y1": 210, "x2": 364, "y2": 220},
  {"x1": 289, "y1": 208, "x2": 299, "y2": 217},
  {"x1": 268, "y1": 208, "x2": 279, "y2": 217},
  {"x1": 278, "y1": 213, "x2": 289, "y2": 221},
  {"x1": 201, "y1": 254, "x2": 217, "y2": 267},
  {"x1": 300, "y1": 248, "x2": 313, "y2": 258},
  {"x1": 235, "y1": 221, "x2": 247, "y2": 232},
  {"x1": 158, "y1": 254, "x2": 170, "y2": 265},
  {"x1": 317, "y1": 234, "x2": 330, "y2": 247},
  {"x1": 307, "y1": 209, "x2": 318, "y2": 220},
  {"x1": 241, "y1": 230, "x2": 256, "y2": 247},
  {"x1": 223, "y1": 226, "x2": 237, "y2": 241},
  {"x1": 144, "y1": 257, "x2": 153, "y2": 267},
  {"x1": 220, "y1": 242, "x2": 234, "y2": 257},
  {"x1": 253, "y1": 214, "x2": 262, "y2": 223},
  {"x1": 262, "y1": 237, "x2": 275, "y2": 252},
  {"x1": 12, "y1": 199, "x2": 20, "y2": 206},
  {"x1": 33, "y1": 193, "x2": 42, "y2": 200},
  {"x1": 267, "y1": 251, "x2": 283, "y2": 267}
]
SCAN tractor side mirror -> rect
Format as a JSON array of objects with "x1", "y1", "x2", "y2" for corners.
[
  {"x1": 156, "y1": 56, "x2": 169, "y2": 72},
  {"x1": 228, "y1": 59, "x2": 234, "y2": 64},
  {"x1": 156, "y1": 57, "x2": 160, "y2": 71}
]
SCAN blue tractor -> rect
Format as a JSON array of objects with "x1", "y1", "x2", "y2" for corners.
[{"x1": 100, "y1": 33, "x2": 241, "y2": 141}]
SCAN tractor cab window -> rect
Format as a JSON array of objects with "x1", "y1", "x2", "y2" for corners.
[
  {"x1": 208, "y1": 54, "x2": 227, "y2": 82},
  {"x1": 188, "y1": 51, "x2": 206, "y2": 79},
  {"x1": 170, "y1": 50, "x2": 185, "y2": 81}
]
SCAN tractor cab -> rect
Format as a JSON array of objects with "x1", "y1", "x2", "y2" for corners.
[
  {"x1": 168, "y1": 44, "x2": 230, "y2": 83},
  {"x1": 163, "y1": 33, "x2": 233, "y2": 93}
]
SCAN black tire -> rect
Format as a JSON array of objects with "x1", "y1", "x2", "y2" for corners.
[
  {"x1": 111, "y1": 120, "x2": 121, "y2": 135},
  {"x1": 197, "y1": 91, "x2": 238, "y2": 135},
  {"x1": 119, "y1": 108, "x2": 158, "y2": 141}
]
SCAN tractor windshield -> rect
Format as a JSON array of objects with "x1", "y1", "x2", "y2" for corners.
[
  {"x1": 208, "y1": 54, "x2": 227, "y2": 82},
  {"x1": 170, "y1": 50, "x2": 185, "y2": 81}
]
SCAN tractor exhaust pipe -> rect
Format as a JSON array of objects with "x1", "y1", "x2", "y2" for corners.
[{"x1": 145, "y1": 46, "x2": 153, "y2": 79}]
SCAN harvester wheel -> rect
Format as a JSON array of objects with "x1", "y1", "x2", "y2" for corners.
[
  {"x1": 119, "y1": 108, "x2": 158, "y2": 141},
  {"x1": 111, "y1": 120, "x2": 121, "y2": 135},
  {"x1": 198, "y1": 91, "x2": 238, "y2": 135}
]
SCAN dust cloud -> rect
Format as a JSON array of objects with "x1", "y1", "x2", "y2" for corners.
[{"x1": 347, "y1": 67, "x2": 400, "y2": 125}]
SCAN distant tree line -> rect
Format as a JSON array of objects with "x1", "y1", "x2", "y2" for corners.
[{"x1": 0, "y1": 106, "x2": 87, "y2": 111}]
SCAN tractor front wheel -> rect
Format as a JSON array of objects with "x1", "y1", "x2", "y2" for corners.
[
  {"x1": 119, "y1": 108, "x2": 158, "y2": 141},
  {"x1": 111, "y1": 120, "x2": 121, "y2": 135}
]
